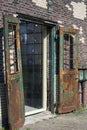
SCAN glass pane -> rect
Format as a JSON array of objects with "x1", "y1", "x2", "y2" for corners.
[
  {"x1": 34, "y1": 24, "x2": 41, "y2": 32},
  {"x1": 21, "y1": 34, "x2": 27, "y2": 44},
  {"x1": 27, "y1": 34, "x2": 34, "y2": 43},
  {"x1": 20, "y1": 22, "x2": 26, "y2": 34},
  {"x1": 64, "y1": 33, "x2": 75, "y2": 70},
  {"x1": 20, "y1": 21, "x2": 43, "y2": 113},
  {"x1": 27, "y1": 34, "x2": 41, "y2": 44},
  {"x1": 35, "y1": 55, "x2": 41, "y2": 65},
  {"x1": 26, "y1": 44, "x2": 34, "y2": 54},
  {"x1": 34, "y1": 44, "x2": 41, "y2": 54},
  {"x1": 27, "y1": 23, "x2": 34, "y2": 33}
]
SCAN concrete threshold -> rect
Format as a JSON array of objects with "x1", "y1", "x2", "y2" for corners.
[{"x1": 24, "y1": 111, "x2": 56, "y2": 125}]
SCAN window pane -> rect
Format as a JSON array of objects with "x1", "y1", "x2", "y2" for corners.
[{"x1": 64, "y1": 33, "x2": 75, "y2": 70}]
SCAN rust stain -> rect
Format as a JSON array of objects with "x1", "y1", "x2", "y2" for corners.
[
  {"x1": 58, "y1": 27, "x2": 78, "y2": 114},
  {"x1": 59, "y1": 74, "x2": 78, "y2": 113},
  {"x1": 59, "y1": 27, "x2": 64, "y2": 35},
  {"x1": 16, "y1": 27, "x2": 20, "y2": 49},
  {"x1": 8, "y1": 79, "x2": 24, "y2": 130},
  {"x1": 4, "y1": 16, "x2": 24, "y2": 130}
]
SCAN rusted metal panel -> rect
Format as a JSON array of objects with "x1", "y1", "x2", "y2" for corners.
[
  {"x1": 4, "y1": 16, "x2": 24, "y2": 130},
  {"x1": 58, "y1": 27, "x2": 78, "y2": 113},
  {"x1": 8, "y1": 80, "x2": 24, "y2": 129}
]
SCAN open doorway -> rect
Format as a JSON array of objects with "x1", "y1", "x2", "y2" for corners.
[{"x1": 20, "y1": 21, "x2": 49, "y2": 116}]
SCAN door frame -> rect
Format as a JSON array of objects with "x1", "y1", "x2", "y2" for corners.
[
  {"x1": 20, "y1": 21, "x2": 48, "y2": 116},
  {"x1": 19, "y1": 16, "x2": 57, "y2": 116},
  {"x1": 25, "y1": 25, "x2": 47, "y2": 116}
]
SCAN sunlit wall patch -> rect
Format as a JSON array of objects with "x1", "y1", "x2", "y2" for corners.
[
  {"x1": 71, "y1": 1, "x2": 86, "y2": 20},
  {"x1": 32, "y1": 0, "x2": 47, "y2": 9},
  {"x1": 65, "y1": 1, "x2": 86, "y2": 20}
]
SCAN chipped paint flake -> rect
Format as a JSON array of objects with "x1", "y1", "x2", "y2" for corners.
[
  {"x1": 71, "y1": 2, "x2": 86, "y2": 20},
  {"x1": 72, "y1": 24, "x2": 79, "y2": 29},
  {"x1": 58, "y1": 21, "x2": 63, "y2": 24},
  {"x1": 79, "y1": 37, "x2": 85, "y2": 43},
  {"x1": 65, "y1": 4, "x2": 72, "y2": 11},
  {"x1": 32, "y1": 0, "x2": 47, "y2": 9},
  {"x1": 79, "y1": 27, "x2": 83, "y2": 35},
  {"x1": 59, "y1": 25, "x2": 64, "y2": 27}
]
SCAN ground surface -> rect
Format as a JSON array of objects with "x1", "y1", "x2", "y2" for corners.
[{"x1": 20, "y1": 108, "x2": 87, "y2": 130}]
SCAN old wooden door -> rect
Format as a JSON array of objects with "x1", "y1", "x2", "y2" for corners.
[
  {"x1": 58, "y1": 27, "x2": 78, "y2": 113},
  {"x1": 4, "y1": 16, "x2": 24, "y2": 129}
]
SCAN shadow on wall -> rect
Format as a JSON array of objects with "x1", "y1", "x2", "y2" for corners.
[{"x1": 0, "y1": 28, "x2": 9, "y2": 129}]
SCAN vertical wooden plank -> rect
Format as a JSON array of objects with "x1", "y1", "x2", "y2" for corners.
[{"x1": 51, "y1": 26, "x2": 56, "y2": 113}]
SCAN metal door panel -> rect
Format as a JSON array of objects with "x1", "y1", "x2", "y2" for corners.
[
  {"x1": 4, "y1": 16, "x2": 24, "y2": 130},
  {"x1": 58, "y1": 27, "x2": 78, "y2": 113}
]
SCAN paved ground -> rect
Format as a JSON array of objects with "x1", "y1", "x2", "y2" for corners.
[{"x1": 20, "y1": 108, "x2": 87, "y2": 130}]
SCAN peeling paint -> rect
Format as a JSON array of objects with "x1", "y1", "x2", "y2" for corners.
[
  {"x1": 79, "y1": 37, "x2": 85, "y2": 43},
  {"x1": 32, "y1": 0, "x2": 47, "y2": 9},
  {"x1": 72, "y1": 24, "x2": 79, "y2": 29},
  {"x1": 79, "y1": 27, "x2": 83, "y2": 35},
  {"x1": 59, "y1": 25, "x2": 64, "y2": 27}
]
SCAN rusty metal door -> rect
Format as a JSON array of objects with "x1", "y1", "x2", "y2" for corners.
[
  {"x1": 58, "y1": 27, "x2": 78, "y2": 113},
  {"x1": 4, "y1": 16, "x2": 24, "y2": 130}
]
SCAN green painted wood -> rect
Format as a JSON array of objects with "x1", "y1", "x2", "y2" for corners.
[
  {"x1": 59, "y1": 28, "x2": 64, "y2": 69},
  {"x1": 4, "y1": 16, "x2": 24, "y2": 130},
  {"x1": 58, "y1": 27, "x2": 79, "y2": 113}
]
